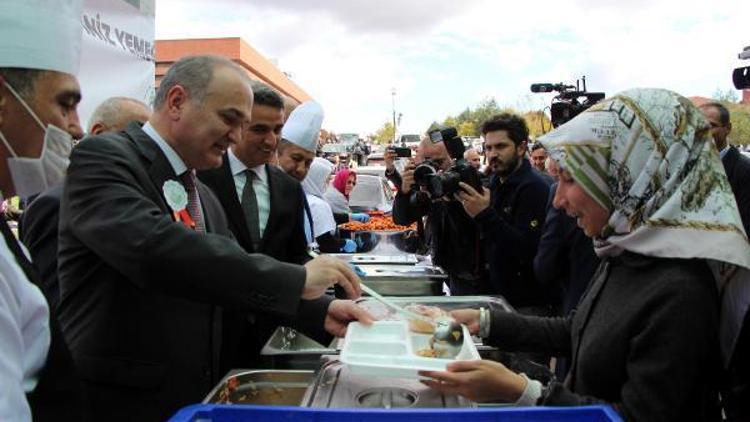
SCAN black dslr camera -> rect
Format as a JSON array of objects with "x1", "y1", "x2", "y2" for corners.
[
  {"x1": 733, "y1": 45, "x2": 750, "y2": 89},
  {"x1": 531, "y1": 76, "x2": 605, "y2": 128},
  {"x1": 412, "y1": 127, "x2": 483, "y2": 198}
]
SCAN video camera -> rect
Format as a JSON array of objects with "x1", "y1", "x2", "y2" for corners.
[
  {"x1": 733, "y1": 45, "x2": 750, "y2": 89},
  {"x1": 530, "y1": 76, "x2": 605, "y2": 127},
  {"x1": 412, "y1": 127, "x2": 483, "y2": 198}
]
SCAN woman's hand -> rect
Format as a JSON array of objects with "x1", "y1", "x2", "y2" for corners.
[{"x1": 420, "y1": 360, "x2": 527, "y2": 403}]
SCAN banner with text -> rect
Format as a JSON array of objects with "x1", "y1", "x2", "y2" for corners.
[{"x1": 78, "y1": 0, "x2": 155, "y2": 132}]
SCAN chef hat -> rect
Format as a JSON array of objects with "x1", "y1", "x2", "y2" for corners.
[
  {"x1": 0, "y1": 0, "x2": 84, "y2": 75},
  {"x1": 281, "y1": 100, "x2": 324, "y2": 153}
]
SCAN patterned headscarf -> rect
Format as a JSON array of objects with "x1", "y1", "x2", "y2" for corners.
[{"x1": 539, "y1": 88, "x2": 750, "y2": 366}]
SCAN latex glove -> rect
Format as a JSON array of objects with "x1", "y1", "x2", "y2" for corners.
[
  {"x1": 341, "y1": 238, "x2": 357, "y2": 253},
  {"x1": 351, "y1": 213, "x2": 370, "y2": 223}
]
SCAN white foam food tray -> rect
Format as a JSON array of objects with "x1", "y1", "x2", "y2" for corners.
[{"x1": 340, "y1": 321, "x2": 480, "y2": 379}]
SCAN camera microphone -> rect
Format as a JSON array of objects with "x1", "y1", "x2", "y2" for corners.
[{"x1": 530, "y1": 83, "x2": 557, "y2": 93}]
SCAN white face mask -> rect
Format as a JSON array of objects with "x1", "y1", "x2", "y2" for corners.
[{"x1": 0, "y1": 81, "x2": 73, "y2": 198}]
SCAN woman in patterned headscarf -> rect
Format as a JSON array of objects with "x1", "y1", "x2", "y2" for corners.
[{"x1": 421, "y1": 88, "x2": 750, "y2": 421}]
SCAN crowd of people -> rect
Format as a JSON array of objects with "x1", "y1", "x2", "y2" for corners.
[{"x1": 2, "y1": 1, "x2": 750, "y2": 421}]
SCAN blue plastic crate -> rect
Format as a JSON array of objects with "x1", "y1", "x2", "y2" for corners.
[{"x1": 169, "y1": 404, "x2": 622, "y2": 421}]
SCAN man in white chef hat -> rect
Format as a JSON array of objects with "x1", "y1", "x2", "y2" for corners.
[
  {"x1": 0, "y1": 0, "x2": 87, "y2": 420},
  {"x1": 277, "y1": 101, "x2": 324, "y2": 182}
]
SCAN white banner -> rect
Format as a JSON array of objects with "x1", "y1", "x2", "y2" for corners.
[{"x1": 78, "y1": 0, "x2": 155, "y2": 132}]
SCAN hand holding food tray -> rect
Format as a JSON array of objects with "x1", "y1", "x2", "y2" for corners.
[{"x1": 340, "y1": 320, "x2": 480, "y2": 379}]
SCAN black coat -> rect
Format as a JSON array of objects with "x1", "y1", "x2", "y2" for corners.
[
  {"x1": 198, "y1": 157, "x2": 326, "y2": 372},
  {"x1": 20, "y1": 184, "x2": 64, "y2": 312},
  {"x1": 475, "y1": 159, "x2": 550, "y2": 307},
  {"x1": 722, "y1": 146, "x2": 750, "y2": 236},
  {"x1": 490, "y1": 253, "x2": 721, "y2": 421},
  {"x1": 57, "y1": 122, "x2": 328, "y2": 421},
  {"x1": 198, "y1": 157, "x2": 309, "y2": 264},
  {"x1": 533, "y1": 184, "x2": 600, "y2": 314}
]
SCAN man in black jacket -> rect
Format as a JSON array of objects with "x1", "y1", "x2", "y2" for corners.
[
  {"x1": 457, "y1": 113, "x2": 551, "y2": 310},
  {"x1": 700, "y1": 102, "x2": 750, "y2": 234},
  {"x1": 392, "y1": 137, "x2": 488, "y2": 295},
  {"x1": 700, "y1": 101, "x2": 750, "y2": 419},
  {"x1": 57, "y1": 55, "x2": 367, "y2": 421},
  {"x1": 198, "y1": 82, "x2": 312, "y2": 371}
]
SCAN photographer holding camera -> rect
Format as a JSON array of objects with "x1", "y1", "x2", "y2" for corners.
[
  {"x1": 457, "y1": 113, "x2": 553, "y2": 312},
  {"x1": 392, "y1": 131, "x2": 489, "y2": 295}
]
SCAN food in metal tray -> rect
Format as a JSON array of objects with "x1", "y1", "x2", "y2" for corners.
[{"x1": 339, "y1": 216, "x2": 416, "y2": 232}]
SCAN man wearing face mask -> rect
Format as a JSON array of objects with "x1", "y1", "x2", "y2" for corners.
[
  {"x1": 0, "y1": 1, "x2": 87, "y2": 421},
  {"x1": 456, "y1": 113, "x2": 553, "y2": 312}
]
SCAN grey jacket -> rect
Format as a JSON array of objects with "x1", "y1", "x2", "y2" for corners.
[{"x1": 489, "y1": 252, "x2": 721, "y2": 421}]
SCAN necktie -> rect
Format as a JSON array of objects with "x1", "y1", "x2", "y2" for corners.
[
  {"x1": 180, "y1": 170, "x2": 206, "y2": 233},
  {"x1": 241, "y1": 169, "x2": 261, "y2": 249}
]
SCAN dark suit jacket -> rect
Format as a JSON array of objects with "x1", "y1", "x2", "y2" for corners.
[
  {"x1": 534, "y1": 184, "x2": 600, "y2": 315},
  {"x1": 198, "y1": 157, "x2": 309, "y2": 264},
  {"x1": 20, "y1": 184, "x2": 63, "y2": 312},
  {"x1": 198, "y1": 156, "x2": 318, "y2": 372},
  {"x1": 57, "y1": 122, "x2": 329, "y2": 421},
  {"x1": 722, "y1": 146, "x2": 750, "y2": 236}
]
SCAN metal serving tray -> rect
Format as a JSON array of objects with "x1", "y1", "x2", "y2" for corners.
[
  {"x1": 203, "y1": 369, "x2": 315, "y2": 405},
  {"x1": 302, "y1": 357, "x2": 475, "y2": 408},
  {"x1": 327, "y1": 253, "x2": 420, "y2": 265},
  {"x1": 259, "y1": 327, "x2": 335, "y2": 370}
]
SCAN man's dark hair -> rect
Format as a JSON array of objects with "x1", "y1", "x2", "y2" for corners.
[
  {"x1": 250, "y1": 80, "x2": 284, "y2": 110},
  {"x1": 530, "y1": 142, "x2": 546, "y2": 152},
  {"x1": 0, "y1": 68, "x2": 45, "y2": 100},
  {"x1": 700, "y1": 102, "x2": 731, "y2": 127},
  {"x1": 153, "y1": 55, "x2": 244, "y2": 109},
  {"x1": 480, "y1": 113, "x2": 529, "y2": 146}
]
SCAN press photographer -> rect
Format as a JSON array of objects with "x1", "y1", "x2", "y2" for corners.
[
  {"x1": 392, "y1": 128, "x2": 489, "y2": 295},
  {"x1": 456, "y1": 113, "x2": 552, "y2": 311}
]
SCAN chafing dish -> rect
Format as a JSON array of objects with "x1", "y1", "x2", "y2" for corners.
[
  {"x1": 327, "y1": 253, "x2": 420, "y2": 265},
  {"x1": 203, "y1": 369, "x2": 315, "y2": 405},
  {"x1": 302, "y1": 357, "x2": 475, "y2": 408},
  {"x1": 259, "y1": 327, "x2": 335, "y2": 370},
  {"x1": 348, "y1": 230, "x2": 416, "y2": 255}
]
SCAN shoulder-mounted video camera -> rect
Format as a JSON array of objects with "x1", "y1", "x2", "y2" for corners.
[
  {"x1": 530, "y1": 76, "x2": 605, "y2": 128},
  {"x1": 733, "y1": 45, "x2": 750, "y2": 89},
  {"x1": 412, "y1": 127, "x2": 483, "y2": 198}
]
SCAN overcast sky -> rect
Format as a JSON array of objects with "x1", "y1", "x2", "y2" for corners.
[{"x1": 156, "y1": 0, "x2": 750, "y2": 135}]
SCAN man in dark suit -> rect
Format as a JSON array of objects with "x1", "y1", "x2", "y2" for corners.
[
  {"x1": 20, "y1": 96, "x2": 151, "y2": 312},
  {"x1": 57, "y1": 55, "x2": 368, "y2": 421},
  {"x1": 700, "y1": 101, "x2": 750, "y2": 418},
  {"x1": 199, "y1": 82, "x2": 311, "y2": 371},
  {"x1": 700, "y1": 102, "x2": 750, "y2": 234}
]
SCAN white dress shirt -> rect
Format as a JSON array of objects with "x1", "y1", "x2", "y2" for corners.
[
  {"x1": 228, "y1": 149, "x2": 270, "y2": 237},
  {"x1": 0, "y1": 195, "x2": 50, "y2": 421}
]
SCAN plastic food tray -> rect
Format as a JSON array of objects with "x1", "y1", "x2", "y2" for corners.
[{"x1": 340, "y1": 321, "x2": 480, "y2": 378}]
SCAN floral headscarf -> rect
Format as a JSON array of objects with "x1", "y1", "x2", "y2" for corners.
[{"x1": 539, "y1": 88, "x2": 750, "y2": 366}]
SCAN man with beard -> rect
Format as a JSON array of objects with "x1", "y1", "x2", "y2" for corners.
[{"x1": 457, "y1": 113, "x2": 552, "y2": 312}]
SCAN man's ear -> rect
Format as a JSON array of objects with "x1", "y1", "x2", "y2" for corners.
[
  {"x1": 165, "y1": 84, "x2": 189, "y2": 121},
  {"x1": 90, "y1": 122, "x2": 105, "y2": 135}
]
